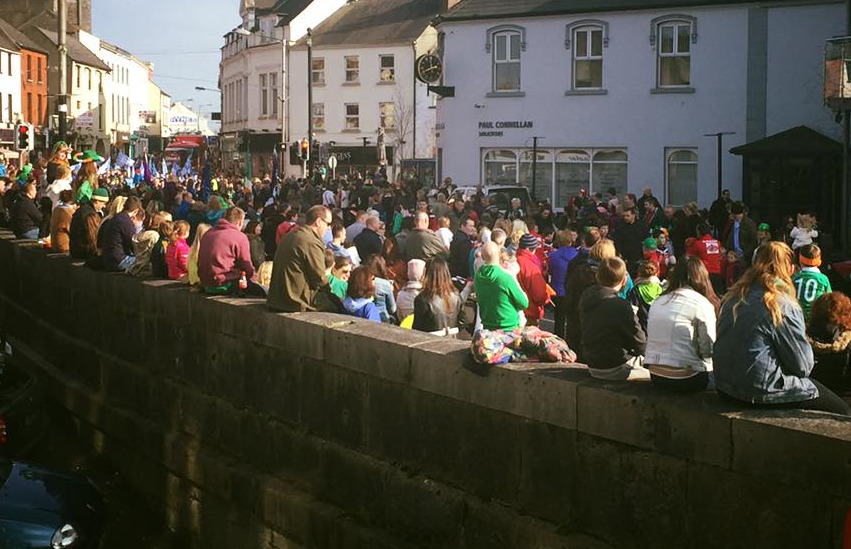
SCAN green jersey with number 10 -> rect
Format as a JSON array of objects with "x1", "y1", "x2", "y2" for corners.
[{"x1": 792, "y1": 268, "x2": 832, "y2": 319}]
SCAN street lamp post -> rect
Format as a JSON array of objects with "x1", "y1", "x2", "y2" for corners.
[{"x1": 306, "y1": 28, "x2": 313, "y2": 179}]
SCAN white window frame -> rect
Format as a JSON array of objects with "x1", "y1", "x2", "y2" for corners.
[
  {"x1": 313, "y1": 103, "x2": 325, "y2": 131},
  {"x1": 312, "y1": 57, "x2": 325, "y2": 85},
  {"x1": 345, "y1": 103, "x2": 359, "y2": 130},
  {"x1": 665, "y1": 148, "x2": 699, "y2": 206},
  {"x1": 379, "y1": 54, "x2": 395, "y2": 82},
  {"x1": 491, "y1": 30, "x2": 521, "y2": 92},
  {"x1": 566, "y1": 22, "x2": 607, "y2": 91},
  {"x1": 270, "y1": 72, "x2": 278, "y2": 116},
  {"x1": 259, "y1": 73, "x2": 268, "y2": 116},
  {"x1": 651, "y1": 15, "x2": 697, "y2": 90},
  {"x1": 344, "y1": 56, "x2": 359, "y2": 84},
  {"x1": 379, "y1": 102, "x2": 396, "y2": 130}
]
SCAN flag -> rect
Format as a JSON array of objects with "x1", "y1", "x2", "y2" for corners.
[
  {"x1": 149, "y1": 156, "x2": 159, "y2": 178},
  {"x1": 171, "y1": 161, "x2": 179, "y2": 176},
  {"x1": 161, "y1": 158, "x2": 167, "y2": 178},
  {"x1": 98, "y1": 157, "x2": 111, "y2": 175},
  {"x1": 180, "y1": 151, "x2": 193, "y2": 177},
  {"x1": 116, "y1": 151, "x2": 132, "y2": 169},
  {"x1": 143, "y1": 155, "x2": 152, "y2": 185},
  {"x1": 201, "y1": 156, "x2": 212, "y2": 204},
  {"x1": 271, "y1": 146, "x2": 279, "y2": 189}
]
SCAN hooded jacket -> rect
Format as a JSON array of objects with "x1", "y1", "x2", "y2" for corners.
[
  {"x1": 198, "y1": 219, "x2": 255, "y2": 288},
  {"x1": 342, "y1": 297, "x2": 381, "y2": 322},
  {"x1": 474, "y1": 264, "x2": 529, "y2": 331}
]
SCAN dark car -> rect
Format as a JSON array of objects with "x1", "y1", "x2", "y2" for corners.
[
  {"x1": 0, "y1": 458, "x2": 105, "y2": 548},
  {"x1": 0, "y1": 350, "x2": 49, "y2": 457}
]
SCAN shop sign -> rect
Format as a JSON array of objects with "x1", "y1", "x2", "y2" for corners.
[{"x1": 477, "y1": 120, "x2": 533, "y2": 137}]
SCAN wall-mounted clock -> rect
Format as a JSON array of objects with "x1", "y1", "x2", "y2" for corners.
[{"x1": 415, "y1": 54, "x2": 443, "y2": 84}]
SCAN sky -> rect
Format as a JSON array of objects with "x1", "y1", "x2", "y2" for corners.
[{"x1": 92, "y1": 0, "x2": 240, "y2": 126}]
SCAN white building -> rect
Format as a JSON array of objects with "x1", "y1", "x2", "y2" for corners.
[
  {"x1": 0, "y1": 30, "x2": 22, "y2": 151},
  {"x1": 434, "y1": 0, "x2": 844, "y2": 220},
  {"x1": 78, "y1": 31, "x2": 155, "y2": 156},
  {"x1": 30, "y1": 26, "x2": 110, "y2": 154},
  {"x1": 168, "y1": 102, "x2": 216, "y2": 136},
  {"x1": 288, "y1": 0, "x2": 443, "y2": 179},
  {"x1": 220, "y1": 0, "x2": 347, "y2": 177}
]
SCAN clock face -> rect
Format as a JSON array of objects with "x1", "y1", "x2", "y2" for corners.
[{"x1": 416, "y1": 54, "x2": 443, "y2": 84}]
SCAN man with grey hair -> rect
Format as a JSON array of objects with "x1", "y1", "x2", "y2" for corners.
[{"x1": 402, "y1": 211, "x2": 448, "y2": 262}]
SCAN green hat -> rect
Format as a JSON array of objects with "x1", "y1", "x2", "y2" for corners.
[
  {"x1": 758, "y1": 223, "x2": 770, "y2": 232},
  {"x1": 16, "y1": 163, "x2": 32, "y2": 183},
  {"x1": 72, "y1": 150, "x2": 104, "y2": 164},
  {"x1": 643, "y1": 237, "x2": 658, "y2": 249},
  {"x1": 91, "y1": 188, "x2": 110, "y2": 202}
]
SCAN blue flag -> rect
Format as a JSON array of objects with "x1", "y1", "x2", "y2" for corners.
[
  {"x1": 180, "y1": 151, "x2": 193, "y2": 177},
  {"x1": 98, "y1": 157, "x2": 111, "y2": 175},
  {"x1": 162, "y1": 158, "x2": 167, "y2": 178},
  {"x1": 201, "y1": 156, "x2": 212, "y2": 204},
  {"x1": 149, "y1": 156, "x2": 159, "y2": 178},
  {"x1": 271, "y1": 146, "x2": 279, "y2": 189},
  {"x1": 116, "y1": 151, "x2": 132, "y2": 169}
]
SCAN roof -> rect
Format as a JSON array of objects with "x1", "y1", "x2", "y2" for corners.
[
  {"x1": 0, "y1": 18, "x2": 49, "y2": 55},
  {"x1": 0, "y1": 25, "x2": 17, "y2": 53},
  {"x1": 31, "y1": 27, "x2": 110, "y2": 71},
  {"x1": 730, "y1": 126, "x2": 842, "y2": 157},
  {"x1": 293, "y1": 0, "x2": 444, "y2": 48},
  {"x1": 438, "y1": 0, "x2": 831, "y2": 22}
]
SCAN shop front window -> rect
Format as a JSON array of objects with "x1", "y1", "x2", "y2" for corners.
[
  {"x1": 519, "y1": 149, "x2": 553, "y2": 203},
  {"x1": 483, "y1": 149, "x2": 517, "y2": 185}
]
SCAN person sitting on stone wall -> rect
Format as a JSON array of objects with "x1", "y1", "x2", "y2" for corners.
[
  {"x1": 198, "y1": 206, "x2": 263, "y2": 296},
  {"x1": 471, "y1": 242, "x2": 576, "y2": 365}
]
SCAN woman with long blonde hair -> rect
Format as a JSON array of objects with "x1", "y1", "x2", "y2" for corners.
[
  {"x1": 714, "y1": 242, "x2": 850, "y2": 415},
  {"x1": 187, "y1": 223, "x2": 212, "y2": 286}
]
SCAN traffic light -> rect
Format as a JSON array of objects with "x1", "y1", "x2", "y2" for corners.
[
  {"x1": 16, "y1": 124, "x2": 30, "y2": 151},
  {"x1": 300, "y1": 138, "x2": 310, "y2": 161}
]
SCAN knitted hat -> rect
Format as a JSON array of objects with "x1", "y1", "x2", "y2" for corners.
[
  {"x1": 407, "y1": 259, "x2": 426, "y2": 282},
  {"x1": 73, "y1": 150, "x2": 104, "y2": 164},
  {"x1": 758, "y1": 223, "x2": 770, "y2": 232},
  {"x1": 16, "y1": 163, "x2": 32, "y2": 183},
  {"x1": 519, "y1": 233, "x2": 539, "y2": 250},
  {"x1": 91, "y1": 188, "x2": 110, "y2": 202},
  {"x1": 643, "y1": 237, "x2": 658, "y2": 249}
]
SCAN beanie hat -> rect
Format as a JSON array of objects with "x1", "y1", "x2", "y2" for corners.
[
  {"x1": 643, "y1": 237, "x2": 658, "y2": 249},
  {"x1": 17, "y1": 163, "x2": 32, "y2": 183},
  {"x1": 91, "y1": 188, "x2": 110, "y2": 202},
  {"x1": 758, "y1": 223, "x2": 770, "y2": 232},
  {"x1": 407, "y1": 259, "x2": 426, "y2": 282},
  {"x1": 519, "y1": 233, "x2": 539, "y2": 250}
]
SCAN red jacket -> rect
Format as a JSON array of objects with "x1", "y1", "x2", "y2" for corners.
[
  {"x1": 165, "y1": 237, "x2": 190, "y2": 280},
  {"x1": 516, "y1": 248, "x2": 549, "y2": 324},
  {"x1": 198, "y1": 219, "x2": 255, "y2": 287},
  {"x1": 691, "y1": 234, "x2": 722, "y2": 275}
]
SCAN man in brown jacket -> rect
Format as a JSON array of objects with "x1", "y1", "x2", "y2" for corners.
[
  {"x1": 402, "y1": 211, "x2": 449, "y2": 262},
  {"x1": 267, "y1": 205, "x2": 334, "y2": 312}
]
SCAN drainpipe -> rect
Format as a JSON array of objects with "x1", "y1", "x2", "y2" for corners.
[{"x1": 412, "y1": 39, "x2": 417, "y2": 162}]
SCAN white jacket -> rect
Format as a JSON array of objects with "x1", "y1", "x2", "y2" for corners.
[{"x1": 644, "y1": 287, "x2": 716, "y2": 373}]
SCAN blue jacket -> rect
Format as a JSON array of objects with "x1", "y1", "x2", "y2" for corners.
[
  {"x1": 342, "y1": 297, "x2": 381, "y2": 322},
  {"x1": 714, "y1": 285, "x2": 818, "y2": 404},
  {"x1": 548, "y1": 246, "x2": 578, "y2": 297}
]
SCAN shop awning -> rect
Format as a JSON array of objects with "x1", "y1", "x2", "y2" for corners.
[
  {"x1": 166, "y1": 136, "x2": 206, "y2": 151},
  {"x1": 730, "y1": 126, "x2": 842, "y2": 157}
]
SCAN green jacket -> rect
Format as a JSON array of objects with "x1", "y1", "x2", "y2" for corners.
[{"x1": 475, "y1": 264, "x2": 529, "y2": 331}]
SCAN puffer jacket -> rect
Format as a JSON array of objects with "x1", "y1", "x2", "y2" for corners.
[{"x1": 714, "y1": 285, "x2": 817, "y2": 404}]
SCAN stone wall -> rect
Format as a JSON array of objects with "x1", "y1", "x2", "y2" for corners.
[{"x1": 1, "y1": 230, "x2": 850, "y2": 549}]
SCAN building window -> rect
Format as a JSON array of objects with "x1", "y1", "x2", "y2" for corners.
[
  {"x1": 37, "y1": 57, "x2": 42, "y2": 83},
  {"x1": 379, "y1": 55, "x2": 395, "y2": 82},
  {"x1": 666, "y1": 148, "x2": 698, "y2": 205},
  {"x1": 76, "y1": 100, "x2": 80, "y2": 110},
  {"x1": 492, "y1": 31, "x2": 521, "y2": 91},
  {"x1": 270, "y1": 73, "x2": 278, "y2": 116},
  {"x1": 554, "y1": 149, "x2": 628, "y2": 206},
  {"x1": 653, "y1": 16, "x2": 696, "y2": 88},
  {"x1": 313, "y1": 103, "x2": 324, "y2": 131},
  {"x1": 26, "y1": 55, "x2": 32, "y2": 82},
  {"x1": 26, "y1": 93, "x2": 32, "y2": 122},
  {"x1": 520, "y1": 150, "x2": 554, "y2": 203},
  {"x1": 5, "y1": 52, "x2": 10, "y2": 76},
  {"x1": 312, "y1": 58, "x2": 325, "y2": 85},
  {"x1": 75, "y1": 66, "x2": 80, "y2": 88},
  {"x1": 379, "y1": 102, "x2": 396, "y2": 129},
  {"x1": 86, "y1": 67, "x2": 92, "y2": 90},
  {"x1": 260, "y1": 73, "x2": 268, "y2": 116},
  {"x1": 484, "y1": 149, "x2": 518, "y2": 185},
  {"x1": 6, "y1": 94, "x2": 11, "y2": 123},
  {"x1": 345, "y1": 103, "x2": 359, "y2": 130},
  {"x1": 572, "y1": 26, "x2": 604, "y2": 89},
  {"x1": 345, "y1": 56, "x2": 359, "y2": 83}
]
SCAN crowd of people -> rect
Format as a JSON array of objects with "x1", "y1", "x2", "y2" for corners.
[{"x1": 2, "y1": 142, "x2": 849, "y2": 417}]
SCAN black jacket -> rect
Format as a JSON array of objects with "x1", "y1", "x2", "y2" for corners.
[
  {"x1": 448, "y1": 230, "x2": 473, "y2": 278},
  {"x1": 10, "y1": 196, "x2": 42, "y2": 238},
  {"x1": 354, "y1": 228, "x2": 382, "y2": 261},
  {"x1": 99, "y1": 211, "x2": 136, "y2": 271},
  {"x1": 579, "y1": 285, "x2": 646, "y2": 370},
  {"x1": 613, "y1": 219, "x2": 648, "y2": 264}
]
